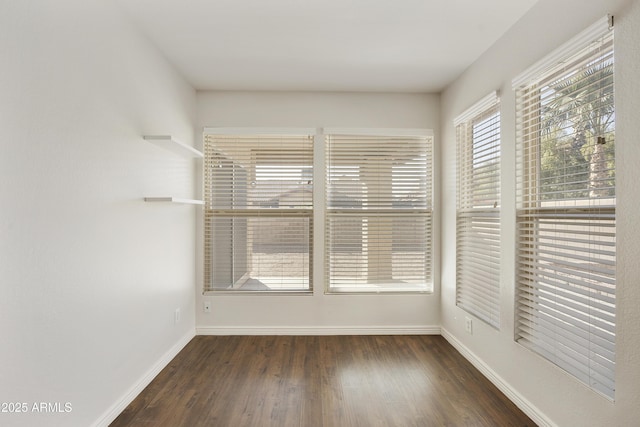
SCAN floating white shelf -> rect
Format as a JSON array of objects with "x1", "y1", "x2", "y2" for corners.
[
  {"x1": 144, "y1": 197, "x2": 204, "y2": 205},
  {"x1": 143, "y1": 135, "x2": 203, "y2": 158}
]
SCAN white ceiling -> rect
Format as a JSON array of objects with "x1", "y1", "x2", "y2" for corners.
[{"x1": 116, "y1": 0, "x2": 538, "y2": 93}]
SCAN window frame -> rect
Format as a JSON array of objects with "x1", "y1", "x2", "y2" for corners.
[
  {"x1": 323, "y1": 128, "x2": 434, "y2": 294},
  {"x1": 454, "y1": 92, "x2": 501, "y2": 329},
  {"x1": 203, "y1": 128, "x2": 315, "y2": 294},
  {"x1": 513, "y1": 17, "x2": 616, "y2": 400}
]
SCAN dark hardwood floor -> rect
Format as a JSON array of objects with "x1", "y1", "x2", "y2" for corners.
[{"x1": 111, "y1": 335, "x2": 535, "y2": 426}]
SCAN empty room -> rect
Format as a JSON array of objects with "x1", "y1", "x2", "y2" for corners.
[{"x1": 2, "y1": 0, "x2": 639, "y2": 426}]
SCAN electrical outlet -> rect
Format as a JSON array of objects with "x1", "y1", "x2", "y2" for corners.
[
  {"x1": 174, "y1": 308, "x2": 181, "y2": 324},
  {"x1": 203, "y1": 301, "x2": 211, "y2": 313},
  {"x1": 465, "y1": 316, "x2": 473, "y2": 335}
]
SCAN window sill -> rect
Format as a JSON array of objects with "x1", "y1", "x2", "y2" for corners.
[
  {"x1": 325, "y1": 287, "x2": 433, "y2": 295},
  {"x1": 202, "y1": 290, "x2": 313, "y2": 296}
]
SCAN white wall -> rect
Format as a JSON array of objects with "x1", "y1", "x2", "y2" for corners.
[
  {"x1": 195, "y1": 91, "x2": 441, "y2": 333},
  {"x1": 0, "y1": 1, "x2": 197, "y2": 426},
  {"x1": 440, "y1": 0, "x2": 640, "y2": 426}
]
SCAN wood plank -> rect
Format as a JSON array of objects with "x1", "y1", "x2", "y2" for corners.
[{"x1": 110, "y1": 335, "x2": 536, "y2": 426}]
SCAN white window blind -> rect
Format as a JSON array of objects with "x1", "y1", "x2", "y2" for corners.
[
  {"x1": 513, "y1": 18, "x2": 616, "y2": 398},
  {"x1": 455, "y1": 92, "x2": 501, "y2": 329},
  {"x1": 204, "y1": 132, "x2": 314, "y2": 292},
  {"x1": 325, "y1": 131, "x2": 433, "y2": 292}
]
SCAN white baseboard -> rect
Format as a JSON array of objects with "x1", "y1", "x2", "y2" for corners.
[
  {"x1": 441, "y1": 328, "x2": 555, "y2": 427},
  {"x1": 196, "y1": 325, "x2": 441, "y2": 336},
  {"x1": 92, "y1": 329, "x2": 196, "y2": 427}
]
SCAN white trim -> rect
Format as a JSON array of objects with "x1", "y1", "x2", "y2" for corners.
[
  {"x1": 196, "y1": 325, "x2": 440, "y2": 336},
  {"x1": 203, "y1": 127, "x2": 317, "y2": 136},
  {"x1": 322, "y1": 127, "x2": 434, "y2": 137},
  {"x1": 92, "y1": 330, "x2": 195, "y2": 427},
  {"x1": 440, "y1": 328, "x2": 556, "y2": 427},
  {"x1": 512, "y1": 15, "x2": 612, "y2": 89},
  {"x1": 453, "y1": 91, "x2": 500, "y2": 127}
]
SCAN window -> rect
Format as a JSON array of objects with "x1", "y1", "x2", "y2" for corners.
[
  {"x1": 455, "y1": 92, "x2": 501, "y2": 329},
  {"x1": 325, "y1": 130, "x2": 433, "y2": 293},
  {"x1": 203, "y1": 131, "x2": 314, "y2": 292},
  {"x1": 513, "y1": 17, "x2": 615, "y2": 398}
]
